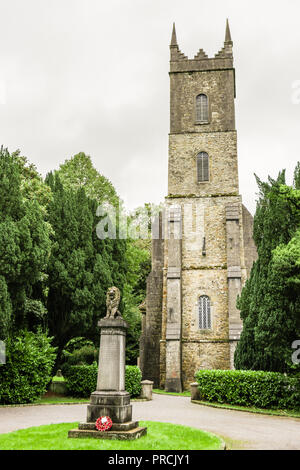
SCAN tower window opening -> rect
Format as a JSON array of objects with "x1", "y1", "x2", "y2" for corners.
[
  {"x1": 198, "y1": 295, "x2": 211, "y2": 330},
  {"x1": 197, "y1": 152, "x2": 209, "y2": 182},
  {"x1": 196, "y1": 94, "x2": 208, "y2": 122}
]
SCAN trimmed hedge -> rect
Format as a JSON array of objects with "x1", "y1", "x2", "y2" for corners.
[
  {"x1": 125, "y1": 365, "x2": 142, "y2": 397},
  {"x1": 195, "y1": 369, "x2": 300, "y2": 410},
  {"x1": 63, "y1": 345, "x2": 98, "y2": 366},
  {"x1": 0, "y1": 331, "x2": 57, "y2": 404},
  {"x1": 64, "y1": 363, "x2": 142, "y2": 398},
  {"x1": 64, "y1": 362, "x2": 98, "y2": 397}
]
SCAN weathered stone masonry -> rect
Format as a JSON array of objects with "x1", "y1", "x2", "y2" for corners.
[{"x1": 140, "y1": 21, "x2": 257, "y2": 391}]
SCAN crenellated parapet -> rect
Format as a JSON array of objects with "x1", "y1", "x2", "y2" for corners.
[{"x1": 170, "y1": 19, "x2": 233, "y2": 73}]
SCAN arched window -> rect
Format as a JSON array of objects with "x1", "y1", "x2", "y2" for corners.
[
  {"x1": 196, "y1": 94, "x2": 208, "y2": 122},
  {"x1": 198, "y1": 295, "x2": 211, "y2": 330},
  {"x1": 197, "y1": 152, "x2": 209, "y2": 182}
]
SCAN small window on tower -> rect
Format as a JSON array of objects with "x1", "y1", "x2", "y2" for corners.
[
  {"x1": 197, "y1": 152, "x2": 209, "y2": 182},
  {"x1": 196, "y1": 94, "x2": 209, "y2": 123},
  {"x1": 198, "y1": 295, "x2": 211, "y2": 330}
]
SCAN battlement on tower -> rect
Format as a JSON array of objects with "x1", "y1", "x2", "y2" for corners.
[{"x1": 170, "y1": 20, "x2": 233, "y2": 73}]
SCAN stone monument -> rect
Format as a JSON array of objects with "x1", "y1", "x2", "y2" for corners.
[{"x1": 68, "y1": 287, "x2": 147, "y2": 440}]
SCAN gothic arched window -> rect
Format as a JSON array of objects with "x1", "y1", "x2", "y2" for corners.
[
  {"x1": 196, "y1": 94, "x2": 208, "y2": 122},
  {"x1": 198, "y1": 295, "x2": 211, "y2": 330},
  {"x1": 197, "y1": 152, "x2": 209, "y2": 182}
]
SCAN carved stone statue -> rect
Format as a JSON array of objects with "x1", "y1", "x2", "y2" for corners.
[{"x1": 105, "y1": 286, "x2": 122, "y2": 319}]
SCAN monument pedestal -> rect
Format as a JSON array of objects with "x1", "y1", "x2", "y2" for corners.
[
  {"x1": 87, "y1": 390, "x2": 132, "y2": 423},
  {"x1": 68, "y1": 316, "x2": 147, "y2": 440},
  {"x1": 68, "y1": 421, "x2": 147, "y2": 440}
]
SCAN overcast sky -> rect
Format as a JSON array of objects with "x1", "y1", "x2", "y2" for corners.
[{"x1": 0, "y1": 0, "x2": 300, "y2": 214}]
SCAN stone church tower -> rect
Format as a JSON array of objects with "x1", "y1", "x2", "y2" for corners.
[{"x1": 139, "y1": 21, "x2": 257, "y2": 392}]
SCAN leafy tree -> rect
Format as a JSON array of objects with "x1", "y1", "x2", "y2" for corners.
[
  {"x1": 13, "y1": 151, "x2": 53, "y2": 213},
  {"x1": 50, "y1": 157, "x2": 151, "y2": 362},
  {"x1": 262, "y1": 229, "x2": 300, "y2": 370},
  {"x1": 293, "y1": 162, "x2": 300, "y2": 190},
  {"x1": 55, "y1": 152, "x2": 119, "y2": 207},
  {"x1": 121, "y1": 219, "x2": 152, "y2": 364},
  {"x1": 234, "y1": 165, "x2": 300, "y2": 373},
  {"x1": 15, "y1": 152, "x2": 54, "y2": 330},
  {"x1": 0, "y1": 147, "x2": 51, "y2": 334},
  {"x1": 48, "y1": 155, "x2": 155, "y2": 363},
  {"x1": 46, "y1": 174, "x2": 97, "y2": 357},
  {"x1": 0, "y1": 276, "x2": 12, "y2": 340},
  {"x1": 45, "y1": 174, "x2": 128, "y2": 362},
  {"x1": 0, "y1": 329, "x2": 56, "y2": 404}
]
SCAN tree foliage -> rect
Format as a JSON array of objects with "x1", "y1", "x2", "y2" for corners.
[
  {"x1": 56, "y1": 152, "x2": 119, "y2": 207},
  {"x1": 0, "y1": 146, "x2": 152, "y2": 366},
  {"x1": 0, "y1": 330, "x2": 57, "y2": 404},
  {"x1": 234, "y1": 165, "x2": 300, "y2": 373},
  {"x1": 45, "y1": 173, "x2": 128, "y2": 359},
  {"x1": 0, "y1": 147, "x2": 51, "y2": 336}
]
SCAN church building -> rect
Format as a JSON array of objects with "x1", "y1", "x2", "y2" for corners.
[{"x1": 139, "y1": 21, "x2": 257, "y2": 392}]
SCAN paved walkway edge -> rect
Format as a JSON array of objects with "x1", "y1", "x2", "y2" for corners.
[
  {"x1": 0, "y1": 398, "x2": 149, "y2": 408},
  {"x1": 191, "y1": 399, "x2": 300, "y2": 420}
]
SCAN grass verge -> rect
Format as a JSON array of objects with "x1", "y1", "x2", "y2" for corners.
[
  {"x1": 52, "y1": 376, "x2": 65, "y2": 382},
  {"x1": 0, "y1": 421, "x2": 224, "y2": 450},
  {"x1": 34, "y1": 395, "x2": 89, "y2": 405},
  {"x1": 191, "y1": 400, "x2": 300, "y2": 418},
  {"x1": 0, "y1": 394, "x2": 149, "y2": 407},
  {"x1": 153, "y1": 389, "x2": 191, "y2": 397}
]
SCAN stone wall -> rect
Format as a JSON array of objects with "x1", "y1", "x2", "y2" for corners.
[
  {"x1": 182, "y1": 341, "x2": 230, "y2": 389},
  {"x1": 168, "y1": 131, "x2": 239, "y2": 197},
  {"x1": 170, "y1": 69, "x2": 235, "y2": 134},
  {"x1": 242, "y1": 204, "x2": 258, "y2": 277},
  {"x1": 139, "y1": 214, "x2": 164, "y2": 388},
  {"x1": 159, "y1": 196, "x2": 247, "y2": 389}
]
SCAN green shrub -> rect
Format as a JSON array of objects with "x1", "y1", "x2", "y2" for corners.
[
  {"x1": 64, "y1": 364, "x2": 142, "y2": 398},
  {"x1": 64, "y1": 345, "x2": 98, "y2": 366},
  {"x1": 0, "y1": 331, "x2": 57, "y2": 404},
  {"x1": 195, "y1": 369, "x2": 300, "y2": 409},
  {"x1": 125, "y1": 365, "x2": 142, "y2": 397},
  {"x1": 63, "y1": 337, "x2": 95, "y2": 354},
  {"x1": 60, "y1": 362, "x2": 72, "y2": 378},
  {"x1": 64, "y1": 362, "x2": 98, "y2": 397}
]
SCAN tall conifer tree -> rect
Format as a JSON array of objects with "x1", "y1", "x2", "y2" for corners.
[
  {"x1": 0, "y1": 147, "x2": 51, "y2": 336},
  {"x1": 46, "y1": 174, "x2": 127, "y2": 358},
  {"x1": 234, "y1": 165, "x2": 300, "y2": 372}
]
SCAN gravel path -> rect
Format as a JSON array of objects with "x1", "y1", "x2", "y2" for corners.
[{"x1": 0, "y1": 394, "x2": 300, "y2": 450}]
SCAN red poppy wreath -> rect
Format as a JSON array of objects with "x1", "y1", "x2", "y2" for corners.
[{"x1": 95, "y1": 416, "x2": 113, "y2": 432}]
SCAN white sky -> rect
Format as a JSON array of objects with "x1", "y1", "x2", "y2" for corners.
[{"x1": 0, "y1": 0, "x2": 300, "y2": 214}]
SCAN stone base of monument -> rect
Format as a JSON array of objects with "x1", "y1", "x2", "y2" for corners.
[
  {"x1": 68, "y1": 421, "x2": 147, "y2": 440},
  {"x1": 68, "y1": 390, "x2": 147, "y2": 440},
  {"x1": 86, "y1": 391, "x2": 132, "y2": 423}
]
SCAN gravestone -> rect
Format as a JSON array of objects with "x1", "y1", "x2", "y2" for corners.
[{"x1": 68, "y1": 287, "x2": 147, "y2": 440}]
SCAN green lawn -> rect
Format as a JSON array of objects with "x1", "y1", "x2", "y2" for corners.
[
  {"x1": 52, "y1": 376, "x2": 65, "y2": 382},
  {"x1": 153, "y1": 389, "x2": 191, "y2": 397},
  {"x1": 192, "y1": 399, "x2": 300, "y2": 418},
  {"x1": 153, "y1": 389, "x2": 300, "y2": 419},
  {"x1": 34, "y1": 395, "x2": 89, "y2": 405},
  {"x1": 0, "y1": 421, "x2": 224, "y2": 450}
]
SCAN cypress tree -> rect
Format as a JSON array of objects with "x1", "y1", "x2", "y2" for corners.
[
  {"x1": 234, "y1": 165, "x2": 300, "y2": 373},
  {"x1": 46, "y1": 174, "x2": 128, "y2": 359},
  {"x1": 0, "y1": 147, "x2": 50, "y2": 333}
]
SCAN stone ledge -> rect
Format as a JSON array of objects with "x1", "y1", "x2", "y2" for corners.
[
  {"x1": 97, "y1": 317, "x2": 129, "y2": 329},
  {"x1": 78, "y1": 421, "x2": 139, "y2": 431},
  {"x1": 166, "y1": 193, "x2": 239, "y2": 199},
  {"x1": 90, "y1": 391, "x2": 130, "y2": 406},
  {"x1": 87, "y1": 403, "x2": 132, "y2": 423},
  {"x1": 182, "y1": 265, "x2": 227, "y2": 271},
  {"x1": 68, "y1": 426, "x2": 147, "y2": 440}
]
